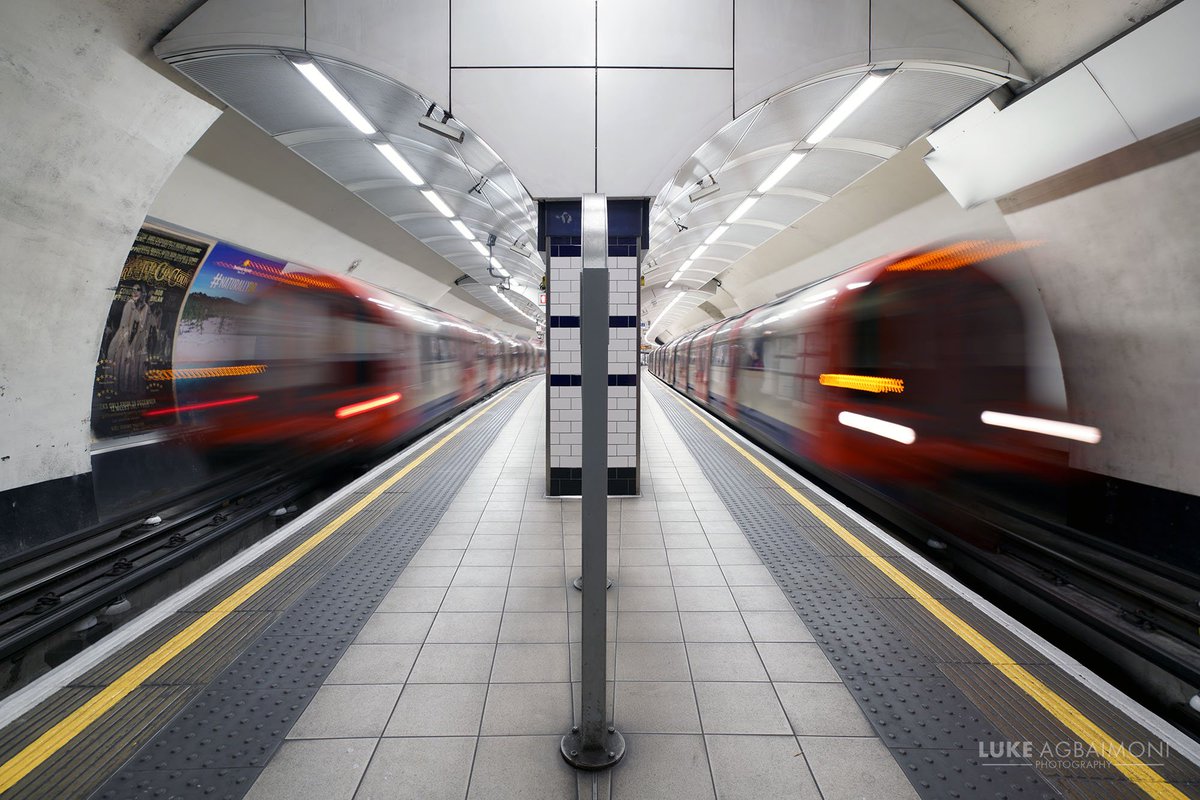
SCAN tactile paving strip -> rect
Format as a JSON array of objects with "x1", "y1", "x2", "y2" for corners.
[
  {"x1": 28, "y1": 384, "x2": 534, "y2": 800},
  {"x1": 650, "y1": 383, "x2": 1063, "y2": 800}
]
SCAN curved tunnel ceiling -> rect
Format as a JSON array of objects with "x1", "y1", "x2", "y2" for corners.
[
  {"x1": 157, "y1": 48, "x2": 546, "y2": 329},
  {"x1": 158, "y1": 0, "x2": 1179, "y2": 339}
]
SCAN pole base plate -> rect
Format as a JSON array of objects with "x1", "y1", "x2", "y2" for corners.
[
  {"x1": 572, "y1": 576, "x2": 614, "y2": 591},
  {"x1": 560, "y1": 728, "x2": 626, "y2": 771}
]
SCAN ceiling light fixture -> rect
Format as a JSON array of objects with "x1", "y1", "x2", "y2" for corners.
[
  {"x1": 291, "y1": 59, "x2": 376, "y2": 135},
  {"x1": 490, "y1": 256, "x2": 511, "y2": 278},
  {"x1": 450, "y1": 219, "x2": 475, "y2": 240},
  {"x1": 419, "y1": 103, "x2": 465, "y2": 143},
  {"x1": 756, "y1": 151, "x2": 807, "y2": 193},
  {"x1": 806, "y1": 70, "x2": 892, "y2": 144},
  {"x1": 690, "y1": 244, "x2": 708, "y2": 261},
  {"x1": 726, "y1": 195, "x2": 760, "y2": 223},
  {"x1": 421, "y1": 189, "x2": 454, "y2": 218},
  {"x1": 373, "y1": 142, "x2": 423, "y2": 185},
  {"x1": 471, "y1": 240, "x2": 489, "y2": 256},
  {"x1": 704, "y1": 225, "x2": 729, "y2": 246},
  {"x1": 688, "y1": 175, "x2": 720, "y2": 203},
  {"x1": 665, "y1": 280, "x2": 675, "y2": 289}
]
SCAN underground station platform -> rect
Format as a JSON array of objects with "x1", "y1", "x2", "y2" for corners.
[{"x1": 0, "y1": 375, "x2": 1197, "y2": 800}]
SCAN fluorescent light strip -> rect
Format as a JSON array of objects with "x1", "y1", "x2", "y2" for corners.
[
  {"x1": 665, "y1": 280, "x2": 674, "y2": 289},
  {"x1": 981, "y1": 411, "x2": 1102, "y2": 444},
  {"x1": 727, "y1": 196, "x2": 759, "y2": 223},
  {"x1": 292, "y1": 60, "x2": 376, "y2": 135},
  {"x1": 372, "y1": 142, "x2": 422, "y2": 185},
  {"x1": 806, "y1": 72, "x2": 889, "y2": 144},
  {"x1": 421, "y1": 189, "x2": 454, "y2": 218},
  {"x1": 756, "y1": 151, "x2": 806, "y2": 193},
  {"x1": 838, "y1": 411, "x2": 916, "y2": 445},
  {"x1": 704, "y1": 225, "x2": 729, "y2": 246},
  {"x1": 490, "y1": 257, "x2": 510, "y2": 278},
  {"x1": 450, "y1": 219, "x2": 475, "y2": 240},
  {"x1": 690, "y1": 244, "x2": 708, "y2": 261},
  {"x1": 472, "y1": 240, "x2": 489, "y2": 256}
]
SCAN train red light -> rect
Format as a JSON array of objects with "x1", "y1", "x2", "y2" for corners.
[
  {"x1": 335, "y1": 393, "x2": 402, "y2": 419},
  {"x1": 143, "y1": 395, "x2": 259, "y2": 417}
]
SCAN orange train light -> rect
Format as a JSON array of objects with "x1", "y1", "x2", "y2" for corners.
[
  {"x1": 335, "y1": 393, "x2": 402, "y2": 419},
  {"x1": 819, "y1": 374, "x2": 905, "y2": 394}
]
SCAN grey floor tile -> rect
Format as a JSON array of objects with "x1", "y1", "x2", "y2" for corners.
[
  {"x1": 686, "y1": 642, "x2": 769, "y2": 682},
  {"x1": 426, "y1": 612, "x2": 502, "y2": 643},
  {"x1": 741, "y1": 611, "x2": 814, "y2": 642},
  {"x1": 385, "y1": 682, "x2": 488, "y2": 736},
  {"x1": 756, "y1": 642, "x2": 841, "y2": 682},
  {"x1": 288, "y1": 684, "x2": 403, "y2": 739},
  {"x1": 706, "y1": 735, "x2": 821, "y2": 800},
  {"x1": 693, "y1": 682, "x2": 791, "y2": 735},
  {"x1": 775, "y1": 682, "x2": 875, "y2": 736},
  {"x1": 408, "y1": 643, "x2": 496, "y2": 683},
  {"x1": 491, "y1": 642, "x2": 571, "y2": 682},
  {"x1": 395, "y1": 566, "x2": 458, "y2": 587},
  {"x1": 615, "y1": 611, "x2": 683, "y2": 642},
  {"x1": 617, "y1": 565, "x2": 673, "y2": 586},
  {"x1": 513, "y1": 548, "x2": 564, "y2": 567},
  {"x1": 662, "y1": 532, "x2": 705, "y2": 551},
  {"x1": 467, "y1": 533, "x2": 517, "y2": 548},
  {"x1": 611, "y1": 734, "x2": 715, "y2": 800},
  {"x1": 666, "y1": 548, "x2": 718, "y2": 565},
  {"x1": 451, "y1": 566, "x2": 512, "y2": 587},
  {"x1": 614, "y1": 681, "x2": 702, "y2": 733},
  {"x1": 408, "y1": 550, "x2": 465, "y2": 568},
  {"x1": 620, "y1": 534, "x2": 665, "y2": 549},
  {"x1": 720, "y1": 564, "x2": 776, "y2": 586},
  {"x1": 617, "y1": 586, "x2": 677, "y2": 611},
  {"x1": 499, "y1": 612, "x2": 569, "y2": 643},
  {"x1": 460, "y1": 549, "x2": 515, "y2": 567},
  {"x1": 619, "y1": 548, "x2": 669, "y2": 566},
  {"x1": 679, "y1": 612, "x2": 751, "y2": 642},
  {"x1": 441, "y1": 586, "x2": 508, "y2": 612},
  {"x1": 712, "y1": 548, "x2": 763, "y2": 566},
  {"x1": 615, "y1": 642, "x2": 691, "y2": 681},
  {"x1": 467, "y1": 735, "x2": 577, "y2": 800},
  {"x1": 354, "y1": 737, "x2": 475, "y2": 800},
  {"x1": 730, "y1": 585, "x2": 793, "y2": 611},
  {"x1": 245, "y1": 737, "x2": 375, "y2": 800},
  {"x1": 669, "y1": 565, "x2": 727, "y2": 586},
  {"x1": 799, "y1": 736, "x2": 921, "y2": 800},
  {"x1": 431, "y1": 522, "x2": 477, "y2": 536},
  {"x1": 509, "y1": 565, "x2": 567, "y2": 587},
  {"x1": 327, "y1": 644, "x2": 420, "y2": 685},
  {"x1": 355, "y1": 613, "x2": 435, "y2": 644},
  {"x1": 376, "y1": 586, "x2": 446, "y2": 612},
  {"x1": 480, "y1": 682, "x2": 572, "y2": 735},
  {"x1": 504, "y1": 586, "x2": 568, "y2": 612},
  {"x1": 673, "y1": 586, "x2": 738, "y2": 612}
]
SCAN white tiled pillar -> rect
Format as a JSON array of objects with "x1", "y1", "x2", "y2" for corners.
[{"x1": 546, "y1": 252, "x2": 640, "y2": 496}]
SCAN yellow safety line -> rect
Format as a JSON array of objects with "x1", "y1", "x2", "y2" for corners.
[
  {"x1": 669, "y1": 393, "x2": 1187, "y2": 800},
  {"x1": 0, "y1": 383, "x2": 522, "y2": 793}
]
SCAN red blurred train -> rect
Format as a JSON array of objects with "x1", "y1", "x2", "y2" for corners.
[
  {"x1": 650, "y1": 240, "x2": 1098, "y2": 497},
  {"x1": 169, "y1": 268, "x2": 543, "y2": 456}
]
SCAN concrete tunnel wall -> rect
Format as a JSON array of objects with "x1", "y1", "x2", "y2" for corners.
[
  {"x1": 0, "y1": 2, "x2": 520, "y2": 531},
  {"x1": 0, "y1": 3, "x2": 221, "y2": 503}
]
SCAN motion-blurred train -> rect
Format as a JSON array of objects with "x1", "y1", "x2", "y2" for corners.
[
  {"x1": 650, "y1": 240, "x2": 1098, "y2": 521},
  {"x1": 167, "y1": 267, "x2": 543, "y2": 457}
]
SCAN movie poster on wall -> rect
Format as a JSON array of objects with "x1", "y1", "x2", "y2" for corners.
[{"x1": 91, "y1": 225, "x2": 213, "y2": 438}]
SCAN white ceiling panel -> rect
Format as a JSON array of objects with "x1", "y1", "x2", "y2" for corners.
[
  {"x1": 870, "y1": 0, "x2": 1021, "y2": 77},
  {"x1": 1084, "y1": 0, "x2": 1200, "y2": 141},
  {"x1": 452, "y1": 68, "x2": 595, "y2": 198},
  {"x1": 451, "y1": 0, "x2": 594, "y2": 67},
  {"x1": 306, "y1": 0, "x2": 450, "y2": 104},
  {"x1": 597, "y1": 69, "x2": 732, "y2": 197},
  {"x1": 925, "y1": 65, "x2": 1138, "y2": 207},
  {"x1": 733, "y1": 0, "x2": 868, "y2": 116},
  {"x1": 598, "y1": 0, "x2": 732, "y2": 68}
]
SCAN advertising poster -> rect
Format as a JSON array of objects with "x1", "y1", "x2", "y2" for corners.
[
  {"x1": 91, "y1": 225, "x2": 212, "y2": 438},
  {"x1": 172, "y1": 241, "x2": 291, "y2": 368}
]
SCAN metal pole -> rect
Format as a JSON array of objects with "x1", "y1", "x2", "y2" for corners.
[{"x1": 561, "y1": 194, "x2": 624, "y2": 770}]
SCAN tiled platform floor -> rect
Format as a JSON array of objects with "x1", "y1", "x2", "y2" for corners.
[{"x1": 245, "y1": 380, "x2": 920, "y2": 800}]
